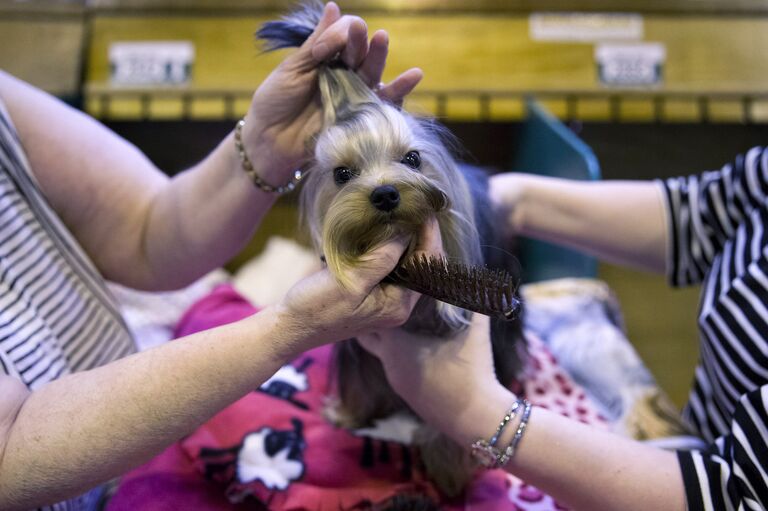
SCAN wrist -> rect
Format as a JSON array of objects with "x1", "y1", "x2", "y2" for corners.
[
  {"x1": 448, "y1": 382, "x2": 517, "y2": 447},
  {"x1": 235, "y1": 119, "x2": 303, "y2": 194},
  {"x1": 246, "y1": 303, "x2": 309, "y2": 364},
  {"x1": 511, "y1": 176, "x2": 531, "y2": 235},
  {"x1": 490, "y1": 173, "x2": 529, "y2": 235}
]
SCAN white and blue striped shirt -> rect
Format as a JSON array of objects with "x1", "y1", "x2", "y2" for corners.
[
  {"x1": 0, "y1": 101, "x2": 135, "y2": 510},
  {"x1": 661, "y1": 146, "x2": 768, "y2": 509}
]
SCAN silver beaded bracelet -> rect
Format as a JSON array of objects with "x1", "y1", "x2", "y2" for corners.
[
  {"x1": 470, "y1": 399, "x2": 523, "y2": 468},
  {"x1": 498, "y1": 399, "x2": 532, "y2": 466},
  {"x1": 470, "y1": 398, "x2": 532, "y2": 469},
  {"x1": 234, "y1": 118, "x2": 303, "y2": 195}
]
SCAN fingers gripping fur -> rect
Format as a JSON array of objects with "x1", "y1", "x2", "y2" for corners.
[
  {"x1": 257, "y1": 0, "x2": 381, "y2": 126},
  {"x1": 319, "y1": 67, "x2": 381, "y2": 128}
]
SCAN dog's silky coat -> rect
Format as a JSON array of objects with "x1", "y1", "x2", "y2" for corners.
[{"x1": 258, "y1": 2, "x2": 525, "y2": 497}]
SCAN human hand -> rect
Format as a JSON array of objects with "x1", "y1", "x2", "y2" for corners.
[
  {"x1": 243, "y1": 2, "x2": 423, "y2": 184},
  {"x1": 353, "y1": 212, "x2": 513, "y2": 442},
  {"x1": 274, "y1": 216, "x2": 446, "y2": 356},
  {"x1": 355, "y1": 214, "x2": 509, "y2": 441},
  {"x1": 357, "y1": 312, "x2": 511, "y2": 445},
  {"x1": 276, "y1": 235, "x2": 416, "y2": 347}
]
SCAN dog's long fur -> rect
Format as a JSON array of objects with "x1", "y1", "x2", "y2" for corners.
[{"x1": 258, "y1": 2, "x2": 525, "y2": 499}]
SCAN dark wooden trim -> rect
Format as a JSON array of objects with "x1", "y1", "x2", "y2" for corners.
[
  {"x1": 83, "y1": 0, "x2": 768, "y2": 16},
  {"x1": 85, "y1": 86, "x2": 768, "y2": 124}
]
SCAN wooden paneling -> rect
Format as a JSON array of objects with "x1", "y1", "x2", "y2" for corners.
[
  {"x1": 0, "y1": 5, "x2": 86, "y2": 96},
  {"x1": 3, "y1": 2, "x2": 768, "y2": 105},
  {"x1": 85, "y1": 14, "x2": 768, "y2": 92},
  {"x1": 86, "y1": 15, "x2": 284, "y2": 88},
  {"x1": 78, "y1": 10, "x2": 768, "y2": 122},
  {"x1": 0, "y1": 2, "x2": 84, "y2": 15}
]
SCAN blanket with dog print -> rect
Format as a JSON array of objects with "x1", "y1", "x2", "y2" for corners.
[{"x1": 107, "y1": 284, "x2": 608, "y2": 511}]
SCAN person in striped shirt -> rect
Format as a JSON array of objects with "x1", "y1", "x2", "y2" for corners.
[
  {"x1": 0, "y1": 4, "x2": 425, "y2": 510},
  {"x1": 362, "y1": 157, "x2": 768, "y2": 510}
]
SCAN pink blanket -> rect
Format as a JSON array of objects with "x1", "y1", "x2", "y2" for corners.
[{"x1": 108, "y1": 285, "x2": 607, "y2": 510}]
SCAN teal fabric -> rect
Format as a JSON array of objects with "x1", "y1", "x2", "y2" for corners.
[{"x1": 509, "y1": 100, "x2": 601, "y2": 283}]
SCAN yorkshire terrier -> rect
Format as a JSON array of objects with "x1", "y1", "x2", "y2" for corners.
[{"x1": 258, "y1": 1, "x2": 525, "y2": 498}]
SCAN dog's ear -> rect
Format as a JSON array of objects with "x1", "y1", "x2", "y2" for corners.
[{"x1": 318, "y1": 67, "x2": 381, "y2": 126}]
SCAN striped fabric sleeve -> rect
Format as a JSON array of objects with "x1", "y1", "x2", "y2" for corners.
[
  {"x1": 677, "y1": 385, "x2": 768, "y2": 511},
  {"x1": 659, "y1": 146, "x2": 768, "y2": 286}
]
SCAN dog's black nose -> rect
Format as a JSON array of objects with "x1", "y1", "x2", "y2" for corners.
[{"x1": 370, "y1": 185, "x2": 400, "y2": 212}]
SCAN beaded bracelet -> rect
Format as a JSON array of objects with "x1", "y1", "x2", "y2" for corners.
[
  {"x1": 470, "y1": 398, "x2": 532, "y2": 469},
  {"x1": 470, "y1": 399, "x2": 523, "y2": 468},
  {"x1": 497, "y1": 399, "x2": 532, "y2": 466},
  {"x1": 234, "y1": 118, "x2": 303, "y2": 195}
]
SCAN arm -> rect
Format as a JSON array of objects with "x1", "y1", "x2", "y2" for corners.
[
  {"x1": 0, "y1": 236, "x2": 418, "y2": 510},
  {"x1": 0, "y1": 2, "x2": 422, "y2": 291},
  {"x1": 358, "y1": 315, "x2": 687, "y2": 511},
  {"x1": 451, "y1": 373, "x2": 685, "y2": 511},
  {"x1": 457, "y1": 357, "x2": 768, "y2": 511},
  {"x1": 490, "y1": 173, "x2": 668, "y2": 273},
  {"x1": 660, "y1": 146, "x2": 768, "y2": 286}
]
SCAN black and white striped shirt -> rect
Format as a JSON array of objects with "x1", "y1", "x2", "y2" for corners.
[
  {"x1": 0, "y1": 101, "x2": 135, "y2": 510},
  {"x1": 660, "y1": 146, "x2": 768, "y2": 509}
]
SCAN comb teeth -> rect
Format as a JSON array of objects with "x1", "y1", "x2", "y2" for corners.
[{"x1": 386, "y1": 254, "x2": 521, "y2": 321}]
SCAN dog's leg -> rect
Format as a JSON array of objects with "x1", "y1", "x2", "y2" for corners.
[{"x1": 325, "y1": 340, "x2": 407, "y2": 428}]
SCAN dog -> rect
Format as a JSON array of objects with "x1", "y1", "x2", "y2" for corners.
[{"x1": 258, "y1": 1, "x2": 526, "y2": 498}]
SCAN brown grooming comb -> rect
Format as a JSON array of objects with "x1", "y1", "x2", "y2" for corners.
[{"x1": 386, "y1": 254, "x2": 521, "y2": 320}]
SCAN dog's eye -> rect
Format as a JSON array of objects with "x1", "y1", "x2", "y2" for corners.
[
  {"x1": 401, "y1": 150, "x2": 421, "y2": 170},
  {"x1": 333, "y1": 166, "x2": 355, "y2": 186}
]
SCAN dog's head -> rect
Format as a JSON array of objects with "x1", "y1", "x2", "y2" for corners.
[{"x1": 299, "y1": 67, "x2": 482, "y2": 329}]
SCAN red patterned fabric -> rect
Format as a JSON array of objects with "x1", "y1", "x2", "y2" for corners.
[{"x1": 108, "y1": 285, "x2": 607, "y2": 511}]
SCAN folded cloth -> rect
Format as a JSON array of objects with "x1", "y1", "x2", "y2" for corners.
[
  {"x1": 107, "y1": 270, "x2": 229, "y2": 351},
  {"x1": 108, "y1": 284, "x2": 608, "y2": 511},
  {"x1": 522, "y1": 278, "x2": 702, "y2": 446}
]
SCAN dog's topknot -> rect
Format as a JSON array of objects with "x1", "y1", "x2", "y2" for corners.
[
  {"x1": 256, "y1": 1, "x2": 382, "y2": 127},
  {"x1": 256, "y1": 0, "x2": 324, "y2": 51}
]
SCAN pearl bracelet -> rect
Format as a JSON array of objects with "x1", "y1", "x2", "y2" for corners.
[{"x1": 234, "y1": 118, "x2": 303, "y2": 195}]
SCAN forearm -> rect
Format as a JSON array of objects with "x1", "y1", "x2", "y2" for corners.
[
  {"x1": 0, "y1": 305, "x2": 295, "y2": 509},
  {"x1": 0, "y1": 232, "x2": 414, "y2": 509},
  {"x1": 491, "y1": 173, "x2": 668, "y2": 273},
  {"x1": 451, "y1": 386, "x2": 685, "y2": 511}
]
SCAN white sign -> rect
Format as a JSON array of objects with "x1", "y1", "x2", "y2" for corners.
[
  {"x1": 530, "y1": 13, "x2": 643, "y2": 42},
  {"x1": 109, "y1": 41, "x2": 194, "y2": 86},
  {"x1": 595, "y1": 43, "x2": 666, "y2": 86}
]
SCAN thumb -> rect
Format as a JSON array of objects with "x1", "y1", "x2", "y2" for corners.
[
  {"x1": 412, "y1": 216, "x2": 444, "y2": 258},
  {"x1": 347, "y1": 235, "x2": 410, "y2": 292}
]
